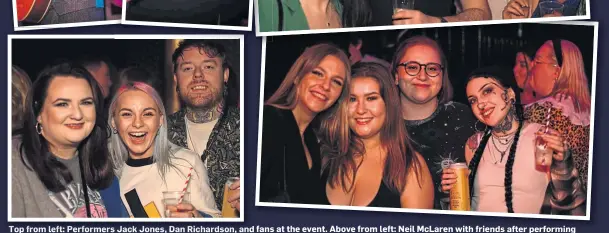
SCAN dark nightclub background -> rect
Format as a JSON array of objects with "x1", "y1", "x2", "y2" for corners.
[
  {"x1": 2, "y1": 0, "x2": 609, "y2": 232},
  {"x1": 264, "y1": 23, "x2": 595, "y2": 105},
  {"x1": 11, "y1": 39, "x2": 240, "y2": 113}
]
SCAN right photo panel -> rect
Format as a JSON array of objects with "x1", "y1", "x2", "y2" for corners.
[{"x1": 256, "y1": 22, "x2": 596, "y2": 220}]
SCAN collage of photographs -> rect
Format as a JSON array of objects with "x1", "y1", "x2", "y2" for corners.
[{"x1": 8, "y1": 0, "x2": 597, "y2": 224}]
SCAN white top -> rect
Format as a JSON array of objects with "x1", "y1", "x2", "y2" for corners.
[
  {"x1": 119, "y1": 148, "x2": 220, "y2": 217},
  {"x1": 185, "y1": 116, "x2": 218, "y2": 164},
  {"x1": 472, "y1": 123, "x2": 549, "y2": 213}
]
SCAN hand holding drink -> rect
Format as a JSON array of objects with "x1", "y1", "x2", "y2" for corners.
[
  {"x1": 163, "y1": 191, "x2": 199, "y2": 218},
  {"x1": 393, "y1": 0, "x2": 415, "y2": 13},
  {"x1": 534, "y1": 125, "x2": 568, "y2": 172},
  {"x1": 222, "y1": 177, "x2": 240, "y2": 218}
]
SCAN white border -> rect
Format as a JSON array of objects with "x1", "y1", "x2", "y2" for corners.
[
  {"x1": 12, "y1": 0, "x2": 121, "y2": 31},
  {"x1": 8, "y1": 34, "x2": 245, "y2": 222},
  {"x1": 254, "y1": 0, "x2": 590, "y2": 37},
  {"x1": 120, "y1": 0, "x2": 254, "y2": 31},
  {"x1": 255, "y1": 22, "x2": 598, "y2": 221}
]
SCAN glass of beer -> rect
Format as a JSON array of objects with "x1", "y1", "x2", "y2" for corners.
[
  {"x1": 222, "y1": 177, "x2": 240, "y2": 218},
  {"x1": 162, "y1": 191, "x2": 190, "y2": 217},
  {"x1": 393, "y1": 0, "x2": 415, "y2": 14}
]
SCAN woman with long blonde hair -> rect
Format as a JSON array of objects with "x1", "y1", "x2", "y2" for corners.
[
  {"x1": 525, "y1": 39, "x2": 591, "y2": 190},
  {"x1": 259, "y1": 43, "x2": 351, "y2": 204}
]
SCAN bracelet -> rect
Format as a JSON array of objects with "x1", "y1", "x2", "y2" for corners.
[{"x1": 440, "y1": 17, "x2": 448, "y2": 23}]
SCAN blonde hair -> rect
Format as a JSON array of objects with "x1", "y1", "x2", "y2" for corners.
[
  {"x1": 11, "y1": 65, "x2": 31, "y2": 131},
  {"x1": 550, "y1": 40, "x2": 591, "y2": 113},
  {"x1": 265, "y1": 43, "x2": 351, "y2": 110}
]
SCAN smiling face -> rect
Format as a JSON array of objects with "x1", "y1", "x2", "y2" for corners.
[
  {"x1": 174, "y1": 46, "x2": 229, "y2": 110},
  {"x1": 37, "y1": 76, "x2": 96, "y2": 149},
  {"x1": 466, "y1": 77, "x2": 515, "y2": 127},
  {"x1": 395, "y1": 44, "x2": 443, "y2": 104},
  {"x1": 348, "y1": 77, "x2": 386, "y2": 139},
  {"x1": 112, "y1": 90, "x2": 163, "y2": 159},
  {"x1": 529, "y1": 42, "x2": 561, "y2": 97},
  {"x1": 295, "y1": 55, "x2": 347, "y2": 115},
  {"x1": 513, "y1": 52, "x2": 531, "y2": 89}
]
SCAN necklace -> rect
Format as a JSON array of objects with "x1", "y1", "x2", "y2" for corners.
[{"x1": 489, "y1": 135, "x2": 514, "y2": 164}]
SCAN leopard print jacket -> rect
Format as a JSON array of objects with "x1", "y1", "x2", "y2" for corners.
[{"x1": 524, "y1": 101, "x2": 590, "y2": 191}]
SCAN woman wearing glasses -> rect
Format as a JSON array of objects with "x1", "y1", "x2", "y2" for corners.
[
  {"x1": 524, "y1": 39, "x2": 591, "y2": 190},
  {"x1": 390, "y1": 36, "x2": 476, "y2": 210}
]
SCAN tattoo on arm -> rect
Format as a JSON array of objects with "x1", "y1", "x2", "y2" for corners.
[
  {"x1": 467, "y1": 133, "x2": 480, "y2": 153},
  {"x1": 444, "y1": 8, "x2": 490, "y2": 22}
]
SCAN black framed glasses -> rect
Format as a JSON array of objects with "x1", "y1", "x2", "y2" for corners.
[{"x1": 396, "y1": 61, "x2": 444, "y2": 77}]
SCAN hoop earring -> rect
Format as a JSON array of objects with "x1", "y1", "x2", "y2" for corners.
[
  {"x1": 35, "y1": 122, "x2": 43, "y2": 135},
  {"x1": 474, "y1": 120, "x2": 488, "y2": 134}
]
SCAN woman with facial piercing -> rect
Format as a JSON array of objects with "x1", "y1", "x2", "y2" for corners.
[{"x1": 441, "y1": 66, "x2": 586, "y2": 215}]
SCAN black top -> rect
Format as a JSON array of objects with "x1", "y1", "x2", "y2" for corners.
[
  {"x1": 405, "y1": 101, "x2": 476, "y2": 210},
  {"x1": 259, "y1": 106, "x2": 328, "y2": 205},
  {"x1": 370, "y1": 0, "x2": 456, "y2": 26},
  {"x1": 322, "y1": 168, "x2": 401, "y2": 207}
]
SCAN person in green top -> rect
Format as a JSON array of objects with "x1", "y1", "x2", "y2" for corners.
[{"x1": 258, "y1": 0, "x2": 371, "y2": 32}]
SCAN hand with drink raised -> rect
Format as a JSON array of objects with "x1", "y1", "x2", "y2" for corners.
[{"x1": 535, "y1": 126, "x2": 568, "y2": 165}]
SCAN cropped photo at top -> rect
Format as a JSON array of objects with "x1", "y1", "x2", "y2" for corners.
[
  {"x1": 124, "y1": 0, "x2": 250, "y2": 28},
  {"x1": 256, "y1": 0, "x2": 588, "y2": 34},
  {"x1": 14, "y1": 0, "x2": 121, "y2": 28},
  {"x1": 256, "y1": 22, "x2": 595, "y2": 219},
  {"x1": 10, "y1": 37, "x2": 242, "y2": 219}
]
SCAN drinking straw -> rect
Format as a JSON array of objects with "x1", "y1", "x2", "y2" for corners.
[{"x1": 178, "y1": 167, "x2": 193, "y2": 204}]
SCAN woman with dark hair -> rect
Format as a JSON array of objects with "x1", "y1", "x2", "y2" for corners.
[
  {"x1": 258, "y1": 0, "x2": 371, "y2": 32},
  {"x1": 391, "y1": 35, "x2": 476, "y2": 210},
  {"x1": 513, "y1": 47, "x2": 537, "y2": 105},
  {"x1": 259, "y1": 43, "x2": 351, "y2": 204},
  {"x1": 12, "y1": 62, "x2": 114, "y2": 217},
  {"x1": 441, "y1": 66, "x2": 585, "y2": 215},
  {"x1": 525, "y1": 39, "x2": 591, "y2": 190},
  {"x1": 322, "y1": 62, "x2": 434, "y2": 208}
]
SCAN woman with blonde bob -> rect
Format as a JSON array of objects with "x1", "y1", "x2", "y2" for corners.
[
  {"x1": 259, "y1": 43, "x2": 351, "y2": 204},
  {"x1": 321, "y1": 62, "x2": 434, "y2": 208},
  {"x1": 108, "y1": 82, "x2": 219, "y2": 217},
  {"x1": 525, "y1": 39, "x2": 591, "y2": 190}
]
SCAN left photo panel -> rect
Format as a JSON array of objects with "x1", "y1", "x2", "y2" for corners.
[
  {"x1": 8, "y1": 35, "x2": 244, "y2": 222},
  {"x1": 13, "y1": 0, "x2": 121, "y2": 30}
]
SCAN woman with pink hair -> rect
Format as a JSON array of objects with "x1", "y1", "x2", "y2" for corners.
[{"x1": 524, "y1": 39, "x2": 591, "y2": 190}]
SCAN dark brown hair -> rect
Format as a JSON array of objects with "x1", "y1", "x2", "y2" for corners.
[{"x1": 322, "y1": 62, "x2": 422, "y2": 194}]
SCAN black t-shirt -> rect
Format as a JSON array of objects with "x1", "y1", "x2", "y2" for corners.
[
  {"x1": 370, "y1": 0, "x2": 456, "y2": 26},
  {"x1": 405, "y1": 101, "x2": 476, "y2": 210}
]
